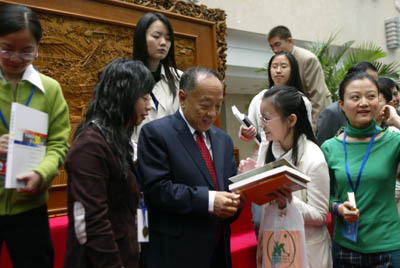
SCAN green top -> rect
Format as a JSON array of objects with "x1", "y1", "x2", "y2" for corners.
[
  {"x1": 322, "y1": 129, "x2": 400, "y2": 253},
  {"x1": 0, "y1": 71, "x2": 70, "y2": 215}
]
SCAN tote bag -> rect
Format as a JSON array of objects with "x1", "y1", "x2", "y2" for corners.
[{"x1": 257, "y1": 202, "x2": 308, "y2": 268}]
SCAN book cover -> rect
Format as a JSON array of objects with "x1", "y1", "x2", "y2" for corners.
[
  {"x1": 5, "y1": 103, "x2": 48, "y2": 189},
  {"x1": 229, "y1": 159, "x2": 310, "y2": 205}
]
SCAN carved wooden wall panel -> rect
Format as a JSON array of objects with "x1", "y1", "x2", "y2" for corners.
[
  {"x1": 0, "y1": 0, "x2": 226, "y2": 216},
  {"x1": 100, "y1": 0, "x2": 228, "y2": 82},
  {"x1": 36, "y1": 13, "x2": 134, "y2": 125}
]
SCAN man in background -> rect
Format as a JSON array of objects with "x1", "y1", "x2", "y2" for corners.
[{"x1": 268, "y1": 25, "x2": 331, "y2": 130}]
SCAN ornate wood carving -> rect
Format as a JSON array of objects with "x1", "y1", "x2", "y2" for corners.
[
  {"x1": 35, "y1": 9, "x2": 198, "y2": 191},
  {"x1": 97, "y1": 0, "x2": 227, "y2": 79},
  {"x1": 36, "y1": 13, "x2": 134, "y2": 126},
  {"x1": 0, "y1": 0, "x2": 227, "y2": 215},
  {"x1": 36, "y1": 12, "x2": 197, "y2": 125}
]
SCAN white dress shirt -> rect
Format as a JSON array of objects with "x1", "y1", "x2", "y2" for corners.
[{"x1": 179, "y1": 108, "x2": 216, "y2": 213}]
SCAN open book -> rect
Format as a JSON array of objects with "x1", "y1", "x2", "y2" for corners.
[
  {"x1": 229, "y1": 159, "x2": 310, "y2": 205},
  {"x1": 5, "y1": 103, "x2": 48, "y2": 188}
]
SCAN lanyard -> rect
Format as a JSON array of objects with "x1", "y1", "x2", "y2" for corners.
[
  {"x1": 0, "y1": 85, "x2": 35, "y2": 130},
  {"x1": 150, "y1": 92, "x2": 158, "y2": 110},
  {"x1": 343, "y1": 126, "x2": 378, "y2": 193},
  {"x1": 133, "y1": 166, "x2": 147, "y2": 229}
]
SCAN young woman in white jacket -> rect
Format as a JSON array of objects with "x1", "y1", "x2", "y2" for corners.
[
  {"x1": 131, "y1": 12, "x2": 182, "y2": 160},
  {"x1": 240, "y1": 86, "x2": 332, "y2": 268}
]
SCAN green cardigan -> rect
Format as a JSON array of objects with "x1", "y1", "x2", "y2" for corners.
[
  {"x1": 322, "y1": 130, "x2": 400, "y2": 253},
  {"x1": 0, "y1": 72, "x2": 70, "y2": 215}
]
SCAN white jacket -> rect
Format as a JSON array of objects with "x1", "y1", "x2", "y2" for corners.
[
  {"x1": 257, "y1": 135, "x2": 332, "y2": 268},
  {"x1": 132, "y1": 66, "x2": 182, "y2": 160}
]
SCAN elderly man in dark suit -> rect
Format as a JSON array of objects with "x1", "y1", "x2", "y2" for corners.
[{"x1": 138, "y1": 66, "x2": 245, "y2": 268}]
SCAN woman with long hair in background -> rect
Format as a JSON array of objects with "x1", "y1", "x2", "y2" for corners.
[{"x1": 131, "y1": 12, "x2": 182, "y2": 159}]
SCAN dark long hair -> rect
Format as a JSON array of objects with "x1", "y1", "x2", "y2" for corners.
[
  {"x1": 338, "y1": 72, "x2": 378, "y2": 102},
  {"x1": 133, "y1": 12, "x2": 179, "y2": 98},
  {"x1": 0, "y1": 4, "x2": 42, "y2": 42},
  {"x1": 75, "y1": 58, "x2": 154, "y2": 177},
  {"x1": 263, "y1": 86, "x2": 316, "y2": 166},
  {"x1": 378, "y1": 77, "x2": 396, "y2": 103},
  {"x1": 267, "y1": 50, "x2": 304, "y2": 94}
]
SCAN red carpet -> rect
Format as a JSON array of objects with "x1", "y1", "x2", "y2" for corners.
[
  {"x1": 0, "y1": 204, "x2": 330, "y2": 268},
  {"x1": 1, "y1": 204, "x2": 259, "y2": 268},
  {"x1": 0, "y1": 216, "x2": 68, "y2": 268},
  {"x1": 230, "y1": 201, "x2": 258, "y2": 268},
  {"x1": 0, "y1": 202, "x2": 332, "y2": 268},
  {"x1": 0, "y1": 203, "x2": 277, "y2": 268}
]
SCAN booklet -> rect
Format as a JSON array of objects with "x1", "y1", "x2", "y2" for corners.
[
  {"x1": 5, "y1": 103, "x2": 48, "y2": 189},
  {"x1": 229, "y1": 159, "x2": 310, "y2": 205}
]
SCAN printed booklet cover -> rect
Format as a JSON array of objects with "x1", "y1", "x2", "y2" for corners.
[{"x1": 5, "y1": 103, "x2": 48, "y2": 188}]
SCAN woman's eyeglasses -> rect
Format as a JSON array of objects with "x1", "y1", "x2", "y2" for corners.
[
  {"x1": 260, "y1": 114, "x2": 281, "y2": 125},
  {"x1": 0, "y1": 50, "x2": 37, "y2": 61}
]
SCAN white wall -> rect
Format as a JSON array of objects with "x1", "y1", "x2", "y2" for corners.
[
  {"x1": 197, "y1": 0, "x2": 400, "y2": 160},
  {"x1": 198, "y1": 0, "x2": 400, "y2": 62}
]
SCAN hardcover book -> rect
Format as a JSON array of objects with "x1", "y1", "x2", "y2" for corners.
[{"x1": 229, "y1": 159, "x2": 310, "y2": 205}]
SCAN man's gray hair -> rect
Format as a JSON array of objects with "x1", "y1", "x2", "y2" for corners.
[{"x1": 179, "y1": 66, "x2": 223, "y2": 93}]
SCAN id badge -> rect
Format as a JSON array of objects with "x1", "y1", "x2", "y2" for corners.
[
  {"x1": 137, "y1": 206, "x2": 149, "y2": 243},
  {"x1": 342, "y1": 220, "x2": 358, "y2": 242},
  {"x1": 137, "y1": 193, "x2": 149, "y2": 243},
  {"x1": 0, "y1": 155, "x2": 6, "y2": 187}
]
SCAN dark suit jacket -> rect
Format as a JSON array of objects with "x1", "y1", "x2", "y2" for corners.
[
  {"x1": 138, "y1": 111, "x2": 237, "y2": 268},
  {"x1": 316, "y1": 101, "x2": 347, "y2": 146}
]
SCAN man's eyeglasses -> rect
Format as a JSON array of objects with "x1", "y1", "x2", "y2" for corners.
[
  {"x1": 260, "y1": 114, "x2": 281, "y2": 125},
  {"x1": 0, "y1": 50, "x2": 37, "y2": 61}
]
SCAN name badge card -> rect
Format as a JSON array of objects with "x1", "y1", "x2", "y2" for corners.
[
  {"x1": 342, "y1": 192, "x2": 358, "y2": 242},
  {"x1": 137, "y1": 201, "x2": 149, "y2": 243}
]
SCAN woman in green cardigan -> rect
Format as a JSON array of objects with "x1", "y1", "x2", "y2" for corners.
[
  {"x1": 321, "y1": 71, "x2": 400, "y2": 266},
  {"x1": 0, "y1": 4, "x2": 70, "y2": 268}
]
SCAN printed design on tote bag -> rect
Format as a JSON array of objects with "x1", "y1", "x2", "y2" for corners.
[{"x1": 264, "y1": 230, "x2": 304, "y2": 268}]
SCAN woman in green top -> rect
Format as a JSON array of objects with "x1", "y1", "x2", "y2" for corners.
[
  {"x1": 321, "y1": 71, "x2": 400, "y2": 266},
  {"x1": 0, "y1": 4, "x2": 70, "y2": 268}
]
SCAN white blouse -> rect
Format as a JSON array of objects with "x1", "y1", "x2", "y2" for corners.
[{"x1": 132, "y1": 66, "x2": 182, "y2": 160}]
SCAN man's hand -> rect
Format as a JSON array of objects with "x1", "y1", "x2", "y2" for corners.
[
  {"x1": 17, "y1": 171, "x2": 42, "y2": 194},
  {"x1": 214, "y1": 191, "x2": 241, "y2": 218},
  {"x1": 233, "y1": 191, "x2": 247, "y2": 209}
]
